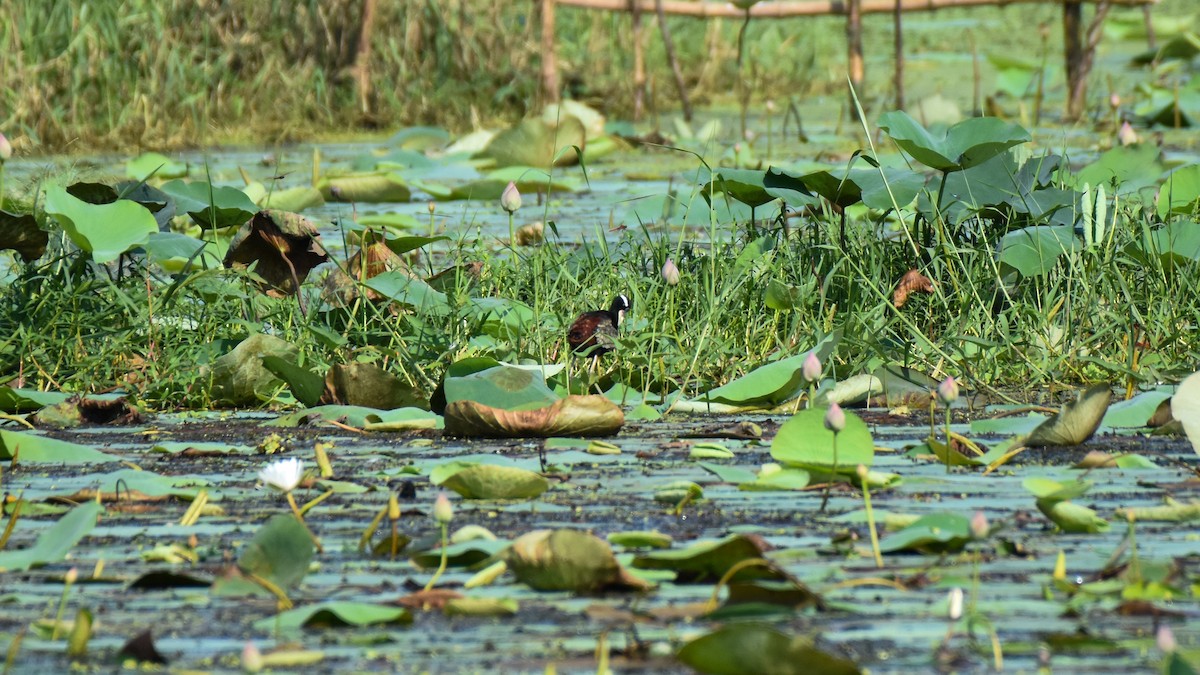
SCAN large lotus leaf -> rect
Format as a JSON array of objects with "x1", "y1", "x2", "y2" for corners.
[
  {"x1": 447, "y1": 166, "x2": 582, "y2": 201},
  {"x1": 781, "y1": 165, "x2": 925, "y2": 210},
  {"x1": 503, "y1": 529, "x2": 650, "y2": 592},
  {"x1": 443, "y1": 395, "x2": 624, "y2": 438},
  {"x1": 260, "y1": 356, "x2": 325, "y2": 408},
  {"x1": 409, "y1": 538, "x2": 508, "y2": 569},
  {"x1": 1158, "y1": 165, "x2": 1200, "y2": 218},
  {"x1": 322, "y1": 362, "x2": 425, "y2": 410},
  {"x1": 259, "y1": 185, "x2": 325, "y2": 212},
  {"x1": 61, "y1": 468, "x2": 215, "y2": 501},
  {"x1": 1037, "y1": 498, "x2": 1110, "y2": 533},
  {"x1": 1133, "y1": 81, "x2": 1200, "y2": 128},
  {"x1": 543, "y1": 100, "x2": 606, "y2": 139},
  {"x1": 444, "y1": 365, "x2": 558, "y2": 411},
  {"x1": 1101, "y1": 390, "x2": 1173, "y2": 429},
  {"x1": 318, "y1": 172, "x2": 412, "y2": 202},
  {"x1": 0, "y1": 387, "x2": 72, "y2": 413},
  {"x1": 158, "y1": 180, "x2": 259, "y2": 230},
  {"x1": 696, "y1": 333, "x2": 839, "y2": 408},
  {"x1": 1172, "y1": 371, "x2": 1200, "y2": 455},
  {"x1": 205, "y1": 333, "x2": 298, "y2": 406},
  {"x1": 126, "y1": 152, "x2": 188, "y2": 181},
  {"x1": 878, "y1": 111, "x2": 1030, "y2": 172},
  {"x1": 699, "y1": 169, "x2": 777, "y2": 208},
  {"x1": 770, "y1": 407, "x2": 874, "y2": 473},
  {"x1": 464, "y1": 297, "x2": 538, "y2": 340},
  {"x1": 632, "y1": 534, "x2": 782, "y2": 583},
  {"x1": 43, "y1": 186, "x2": 158, "y2": 264},
  {"x1": 143, "y1": 231, "x2": 222, "y2": 271},
  {"x1": 1073, "y1": 143, "x2": 1163, "y2": 194},
  {"x1": 997, "y1": 225, "x2": 1081, "y2": 278},
  {"x1": 223, "y1": 210, "x2": 328, "y2": 295},
  {"x1": 1126, "y1": 221, "x2": 1200, "y2": 268},
  {"x1": 267, "y1": 405, "x2": 442, "y2": 429},
  {"x1": 0, "y1": 429, "x2": 118, "y2": 463},
  {"x1": 481, "y1": 116, "x2": 586, "y2": 168},
  {"x1": 922, "y1": 152, "x2": 1073, "y2": 225},
  {"x1": 1025, "y1": 383, "x2": 1112, "y2": 447},
  {"x1": 878, "y1": 512, "x2": 973, "y2": 554},
  {"x1": 1023, "y1": 476, "x2": 1093, "y2": 502},
  {"x1": 236, "y1": 514, "x2": 314, "y2": 591},
  {"x1": 0, "y1": 209, "x2": 48, "y2": 262},
  {"x1": 254, "y1": 602, "x2": 411, "y2": 631},
  {"x1": 0, "y1": 501, "x2": 103, "y2": 572},
  {"x1": 677, "y1": 623, "x2": 860, "y2": 675},
  {"x1": 387, "y1": 125, "x2": 451, "y2": 151},
  {"x1": 433, "y1": 463, "x2": 550, "y2": 500},
  {"x1": 362, "y1": 270, "x2": 452, "y2": 314}
]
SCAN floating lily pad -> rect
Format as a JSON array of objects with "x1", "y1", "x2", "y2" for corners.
[
  {"x1": 443, "y1": 395, "x2": 623, "y2": 438},
  {"x1": 431, "y1": 462, "x2": 550, "y2": 500},
  {"x1": 481, "y1": 117, "x2": 586, "y2": 168},
  {"x1": 126, "y1": 152, "x2": 188, "y2": 181},
  {"x1": 0, "y1": 429, "x2": 118, "y2": 463},
  {"x1": 318, "y1": 172, "x2": 412, "y2": 202},
  {"x1": 770, "y1": 407, "x2": 874, "y2": 474},
  {"x1": 677, "y1": 622, "x2": 860, "y2": 675},
  {"x1": 503, "y1": 529, "x2": 651, "y2": 592},
  {"x1": 234, "y1": 514, "x2": 314, "y2": 591},
  {"x1": 254, "y1": 602, "x2": 412, "y2": 631},
  {"x1": 879, "y1": 512, "x2": 973, "y2": 554},
  {"x1": 632, "y1": 534, "x2": 782, "y2": 583},
  {"x1": 0, "y1": 501, "x2": 103, "y2": 572}
]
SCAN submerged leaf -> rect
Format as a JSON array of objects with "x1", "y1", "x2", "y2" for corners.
[{"x1": 677, "y1": 623, "x2": 859, "y2": 675}]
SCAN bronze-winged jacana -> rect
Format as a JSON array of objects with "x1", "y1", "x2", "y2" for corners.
[{"x1": 567, "y1": 294, "x2": 630, "y2": 358}]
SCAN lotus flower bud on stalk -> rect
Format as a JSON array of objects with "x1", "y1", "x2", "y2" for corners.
[
  {"x1": 242, "y1": 641, "x2": 264, "y2": 673},
  {"x1": 823, "y1": 402, "x2": 845, "y2": 433},
  {"x1": 802, "y1": 351, "x2": 822, "y2": 383},
  {"x1": 937, "y1": 377, "x2": 959, "y2": 405},
  {"x1": 500, "y1": 181, "x2": 522, "y2": 214},
  {"x1": 765, "y1": 99, "x2": 777, "y2": 114},
  {"x1": 1109, "y1": 93, "x2": 1120, "y2": 110},
  {"x1": 0, "y1": 132, "x2": 11, "y2": 162},
  {"x1": 1118, "y1": 121, "x2": 1139, "y2": 147},
  {"x1": 947, "y1": 587, "x2": 964, "y2": 621},
  {"x1": 433, "y1": 492, "x2": 454, "y2": 525},
  {"x1": 1157, "y1": 625, "x2": 1177, "y2": 653},
  {"x1": 661, "y1": 258, "x2": 680, "y2": 285}
]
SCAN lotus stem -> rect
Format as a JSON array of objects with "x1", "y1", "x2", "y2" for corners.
[
  {"x1": 0, "y1": 494, "x2": 23, "y2": 550},
  {"x1": 286, "y1": 492, "x2": 324, "y2": 553},
  {"x1": 424, "y1": 521, "x2": 450, "y2": 591},
  {"x1": 51, "y1": 568, "x2": 77, "y2": 640},
  {"x1": 858, "y1": 465, "x2": 883, "y2": 569},
  {"x1": 943, "y1": 404, "x2": 952, "y2": 474},
  {"x1": 705, "y1": 557, "x2": 773, "y2": 613}
]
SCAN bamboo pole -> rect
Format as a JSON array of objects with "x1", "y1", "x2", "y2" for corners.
[
  {"x1": 656, "y1": 0, "x2": 693, "y2": 121},
  {"x1": 542, "y1": 0, "x2": 561, "y2": 103},
  {"x1": 847, "y1": 0, "x2": 864, "y2": 119},
  {"x1": 631, "y1": 0, "x2": 647, "y2": 120},
  {"x1": 893, "y1": 0, "x2": 904, "y2": 110},
  {"x1": 554, "y1": 0, "x2": 1153, "y2": 17}
]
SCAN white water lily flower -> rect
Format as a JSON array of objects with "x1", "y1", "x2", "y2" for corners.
[{"x1": 258, "y1": 457, "x2": 304, "y2": 493}]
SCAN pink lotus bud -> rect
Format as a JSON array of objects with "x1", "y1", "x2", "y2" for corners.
[
  {"x1": 427, "y1": 201, "x2": 436, "y2": 214},
  {"x1": 970, "y1": 511, "x2": 989, "y2": 539},
  {"x1": 1109, "y1": 93, "x2": 1120, "y2": 109},
  {"x1": 433, "y1": 492, "x2": 454, "y2": 525},
  {"x1": 937, "y1": 376, "x2": 959, "y2": 404},
  {"x1": 0, "y1": 132, "x2": 11, "y2": 161},
  {"x1": 500, "y1": 181, "x2": 522, "y2": 214},
  {"x1": 1157, "y1": 625, "x2": 1177, "y2": 653},
  {"x1": 242, "y1": 641, "x2": 264, "y2": 672},
  {"x1": 765, "y1": 99, "x2": 777, "y2": 114},
  {"x1": 824, "y1": 403, "x2": 845, "y2": 433},
  {"x1": 661, "y1": 258, "x2": 680, "y2": 285},
  {"x1": 1118, "y1": 121, "x2": 1139, "y2": 147},
  {"x1": 64, "y1": 567, "x2": 78, "y2": 584},
  {"x1": 802, "y1": 351, "x2": 822, "y2": 382}
]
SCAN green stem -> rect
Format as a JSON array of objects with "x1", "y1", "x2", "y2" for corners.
[
  {"x1": 50, "y1": 573, "x2": 75, "y2": 641},
  {"x1": 424, "y1": 522, "x2": 450, "y2": 591},
  {"x1": 861, "y1": 472, "x2": 883, "y2": 569},
  {"x1": 287, "y1": 492, "x2": 323, "y2": 553}
]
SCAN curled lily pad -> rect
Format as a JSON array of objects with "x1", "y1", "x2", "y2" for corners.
[
  {"x1": 158, "y1": 180, "x2": 259, "y2": 230},
  {"x1": 443, "y1": 395, "x2": 623, "y2": 438},
  {"x1": 318, "y1": 172, "x2": 412, "y2": 202},
  {"x1": 632, "y1": 534, "x2": 782, "y2": 583},
  {"x1": 432, "y1": 462, "x2": 550, "y2": 500},
  {"x1": 481, "y1": 117, "x2": 586, "y2": 168},
  {"x1": 696, "y1": 333, "x2": 839, "y2": 408},
  {"x1": 654, "y1": 480, "x2": 704, "y2": 504},
  {"x1": 503, "y1": 529, "x2": 651, "y2": 593},
  {"x1": 878, "y1": 110, "x2": 1031, "y2": 172},
  {"x1": 1037, "y1": 499, "x2": 1110, "y2": 534},
  {"x1": 1025, "y1": 383, "x2": 1113, "y2": 447},
  {"x1": 677, "y1": 623, "x2": 860, "y2": 675},
  {"x1": 607, "y1": 531, "x2": 673, "y2": 549},
  {"x1": 223, "y1": 210, "x2": 328, "y2": 296},
  {"x1": 0, "y1": 209, "x2": 47, "y2": 262},
  {"x1": 204, "y1": 333, "x2": 297, "y2": 406},
  {"x1": 126, "y1": 152, "x2": 188, "y2": 181},
  {"x1": 879, "y1": 512, "x2": 973, "y2": 554}
]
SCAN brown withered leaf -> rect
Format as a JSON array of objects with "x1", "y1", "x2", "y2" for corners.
[
  {"x1": 893, "y1": 268, "x2": 935, "y2": 308},
  {"x1": 224, "y1": 210, "x2": 328, "y2": 296},
  {"x1": 396, "y1": 588, "x2": 463, "y2": 610},
  {"x1": 444, "y1": 395, "x2": 624, "y2": 438},
  {"x1": 426, "y1": 261, "x2": 484, "y2": 294},
  {"x1": 0, "y1": 210, "x2": 49, "y2": 262}
]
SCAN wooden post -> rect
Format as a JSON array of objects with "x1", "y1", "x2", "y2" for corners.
[
  {"x1": 631, "y1": 0, "x2": 646, "y2": 119},
  {"x1": 847, "y1": 0, "x2": 864, "y2": 118},
  {"x1": 1063, "y1": 0, "x2": 1083, "y2": 119},
  {"x1": 542, "y1": 0, "x2": 561, "y2": 103},
  {"x1": 655, "y1": 0, "x2": 693, "y2": 121},
  {"x1": 893, "y1": 0, "x2": 904, "y2": 110},
  {"x1": 353, "y1": 0, "x2": 378, "y2": 116}
]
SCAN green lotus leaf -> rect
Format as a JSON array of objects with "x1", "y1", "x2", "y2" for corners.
[
  {"x1": 0, "y1": 501, "x2": 103, "y2": 572},
  {"x1": 504, "y1": 529, "x2": 651, "y2": 592},
  {"x1": 435, "y1": 463, "x2": 550, "y2": 500},
  {"x1": 677, "y1": 622, "x2": 859, "y2": 675}
]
